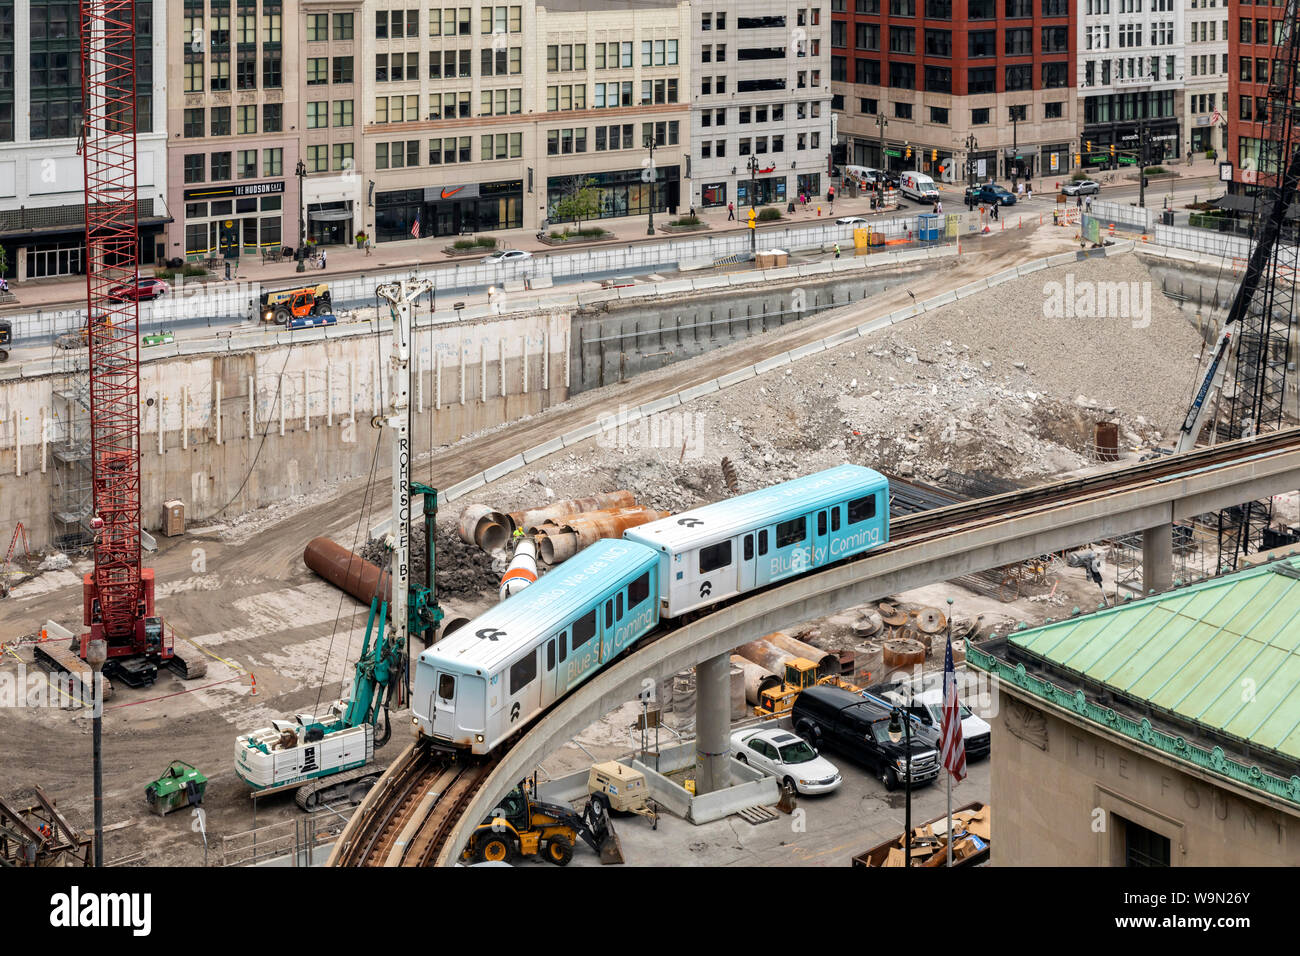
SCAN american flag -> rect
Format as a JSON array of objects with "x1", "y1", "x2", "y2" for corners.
[
  {"x1": 939, "y1": 633, "x2": 967, "y2": 781},
  {"x1": 410, "y1": 212, "x2": 421, "y2": 239}
]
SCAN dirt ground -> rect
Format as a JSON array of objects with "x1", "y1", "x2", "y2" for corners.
[{"x1": 0, "y1": 225, "x2": 1199, "y2": 866}]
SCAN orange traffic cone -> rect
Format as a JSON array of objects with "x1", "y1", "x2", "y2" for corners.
[{"x1": 250, "y1": 673, "x2": 258, "y2": 696}]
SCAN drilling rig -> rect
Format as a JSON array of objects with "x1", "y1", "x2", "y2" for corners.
[
  {"x1": 34, "y1": 0, "x2": 205, "y2": 690},
  {"x1": 1175, "y1": 0, "x2": 1300, "y2": 569}
]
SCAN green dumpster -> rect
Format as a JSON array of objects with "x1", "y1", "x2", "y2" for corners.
[{"x1": 145, "y1": 760, "x2": 208, "y2": 816}]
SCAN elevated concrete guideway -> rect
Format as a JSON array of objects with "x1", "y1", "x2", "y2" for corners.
[{"x1": 431, "y1": 433, "x2": 1300, "y2": 865}]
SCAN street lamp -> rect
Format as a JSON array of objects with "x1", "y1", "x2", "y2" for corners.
[
  {"x1": 887, "y1": 706, "x2": 913, "y2": 868},
  {"x1": 875, "y1": 110, "x2": 889, "y2": 171},
  {"x1": 644, "y1": 134, "x2": 658, "y2": 236},
  {"x1": 295, "y1": 158, "x2": 307, "y2": 273},
  {"x1": 964, "y1": 134, "x2": 979, "y2": 203},
  {"x1": 86, "y1": 637, "x2": 107, "y2": 867}
]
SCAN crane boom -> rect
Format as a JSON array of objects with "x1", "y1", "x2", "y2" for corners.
[{"x1": 80, "y1": 0, "x2": 145, "y2": 643}]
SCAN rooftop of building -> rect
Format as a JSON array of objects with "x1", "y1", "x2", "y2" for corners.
[{"x1": 969, "y1": 550, "x2": 1300, "y2": 808}]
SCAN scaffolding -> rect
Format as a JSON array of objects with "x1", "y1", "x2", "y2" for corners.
[
  {"x1": 1107, "y1": 521, "x2": 1215, "y2": 600},
  {"x1": 48, "y1": 343, "x2": 95, "y2": 555}
]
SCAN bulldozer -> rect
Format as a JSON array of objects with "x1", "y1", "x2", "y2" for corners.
[
  {"x1": 755, "y1": 657, "x2": 863, "y2": 719},
  {"x1": 257, "y1": 284, "x2": 332, "y2": 324},
  {"x1": 462, "y1": 780, "x2": 624, "y2": 866},
  {"x1": 55, "y1": 312, "x2": 113, "y2": 350}
]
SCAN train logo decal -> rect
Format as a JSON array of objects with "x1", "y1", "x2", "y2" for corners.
[
  {"x1": 510, "y1": 702, "x2": 521, "y2": 722},
  {"x1": 699, "y1": 580, "x2": 712, "y2": 598},
  {"x1": 476, "y1": 627, "x2": 506, "y2": 642},
  {"x1": 677, "y1": 517, "x2": 704, "y2": 528}
]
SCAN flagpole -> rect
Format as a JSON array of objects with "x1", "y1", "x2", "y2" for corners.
[{"x1": 946, "y1": 597, "x2": 954, "y2": 867}]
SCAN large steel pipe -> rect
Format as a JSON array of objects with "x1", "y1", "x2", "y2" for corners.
[
  {"x1": 731, "y1": 654, "x2": 782, "y2": 705},
  {"x1": 734, "y1": 638, "x2": 799, "y2": 677},
  {"x1": 304, "y1": 537, "x2": 390, "y2": 605},
  {"x1": 507, "y1": 491, "x2": 636, "y2": 534},
  {"x1": 457, "y1": 504, "x2": 510, "y2": 552},
  {"x1": 765, "y1": 630, "x2": 841, "y2": 679},
  {"x1": 536, "y1": 531, "x2": 578, "y2": 565},
  {"x1": 534, "y1": 508, "x2": 670, "y2": 564},
  {"x1": 499, "y1": 537, "x2": 538, "y2": 600}
]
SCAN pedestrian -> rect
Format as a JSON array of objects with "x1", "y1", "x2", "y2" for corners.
[
  {"x1": 992, "y1": 201, "x2": 999, "y2": 221},
  {"x1": 1085, "y1": 195, "x2": 1093, "y2": 213},
  {"x1": 319, "y1": 247, "x2": 327, "y2": 270},
  {"x1": 827, "y1": 186, "x2": 835, "y2": 203},
  {"x1": 1026, "y1": 183, "x2": 1033, "y2": 201},
  {"x1": 728, "y1": 202, "x2": 735, "y2": 221},
  {"x1": 365, "y1": 238, "x2": 373, "y2": 256},
  {"x1": 936, "y1": 199, "x2": 943, "y2": 215},
  {"x1": 932, "y1": 199, "x2": 939, "y2": 214},
  {"x1": 1076, "y1": 195, "x2": 1082, "y2": 210},
  {"x1": 834, "y1": 243, "x2": 841, "y2": 259},
  {"x1": 1017, "y1": 181, "x2": 1024, "y2": 196}
]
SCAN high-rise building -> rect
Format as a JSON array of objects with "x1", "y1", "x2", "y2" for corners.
[
  {"x1": 364, "y1": 0, "x2": 692, "y2": 243},
  {"x1": 1182, "y1": 0, "x2": 1227, "y2": 159},
  {"x1": 690, "y1": 2, "x2": 833, "y2": 212},
  {"x1": 832, "y1": 0, "x2": 1077, "y2": 187},
  {"x1": 1227, "y1": 1, "x2": 1284, "y2": 194},
  {"x1": 0, "y1": 0, "x2": 169, "y2": 282},
  {"x1": 166, "y1": 0, "x2": 302, "y2": 261},
  {"x1": 1077, "y1": 0, "x2": 1184, "y2": 171}
]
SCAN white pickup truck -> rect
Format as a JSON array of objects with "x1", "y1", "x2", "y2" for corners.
[{"x1": 863, "y1": 680, "x2": 991, "y2": 759}]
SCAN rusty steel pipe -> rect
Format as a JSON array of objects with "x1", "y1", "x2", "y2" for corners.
[
  {"x1": 734, "y1": 639, "x2": 800, "y2": 677},
  {"x1": 304, "y1": 537, "x2": 391, "y2": 606},
  {"x1": 458, "y1": 504, "x2": 510, "y2": 552},
  {"x1": 765, "y1": 630, "x2": 841, "y2": 679},
  {"x1": 507, "y1": 490, "x2": 636, "y2": 534},
  {"x1": 731, "y1": 654, "x2": 782, "y2": 705},
  {"x1": 537, "y1": 531, "x2": 578, "y2": 565}
]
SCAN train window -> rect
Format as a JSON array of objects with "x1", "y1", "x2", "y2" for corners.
[
  {"x1": 616, "y1": 593, "x2": 624, "y2": 619},
  {"x1": 546, "y1": 639, "x2": 555, "y2": 671},
  {"x1": 572, "y1": 610, "x2": 596, "y2": 650},
  {"x1": 629, "y1": 572, "x2": 650, "y2": 605},
  {"x1": 509, "y1": 652, "x2": 537, "y2": 694},
  {"x1": 831, "y1": 506, "x2": 842, "y2": 532},
  {"x1": 743, "y1": 534, "x2": 754, "y2": 561},
  {"x1": 848, "y1": 493, "x2": 877, "y2": 524},
  {"x1": 438, "y1": 674, "x2": 455, "y2": 700},
  {"x1": 776, "y1": 516, "x2": 807, "y2": 549},
  {"x1": 557, "y1": 631, "x2": 568, "y2": 662},
  {"x1": 699, "y1": 540, "x2": 732, "y2": 574},
  {"x1": 757, "y1": 530, "x2": 769, "y2": 556},
  {"x1": 605, "y1": 600, "x2": 614, "y2": 629},
  {"x1": 817, "y1": 511, "x2": 827, "y2": 535}
]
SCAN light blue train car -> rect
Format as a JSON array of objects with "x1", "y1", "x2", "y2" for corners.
[
  {"x1": 623, "y1": 464, "x2": 890, "y2": 618},
  {"x1": 412, "y1": 538, "x2": 660, "y2": 755}
]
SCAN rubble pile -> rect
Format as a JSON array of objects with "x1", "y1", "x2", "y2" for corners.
[{"x1": 361, "y1": 524, "x2": 498, "y2": 600}]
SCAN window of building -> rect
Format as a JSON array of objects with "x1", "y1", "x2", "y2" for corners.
[
  {"x1": 929, "y1": 106, "x2": 949, "y2": 124},
  {"x1": 306, "y1": 13, "x2": 327, "y2": 41},
  {"x1": 968, "y1": 66, "x2": 995, "y2": 93},
  {"x1": 1122, "y1": 819, "x2": 1171, "y2": 867},
  {"x1": 307, "y1": 57, "x2": 327, "y2": 85},
  {"x1": 925, "y1": 29, "x2": 951, "y2": 56},
  {"x1": 894, "y1": 101, "x2": 912, "y2": 118},
  {"x1": 971, "y1": 107, "x2": 990, "y2": 124},
  {"x1": 333, "y1": 12, "x2": 353, "y2": 39},
  {"x1": 306, "y1": 101, "x2": 328, "y2": 129},
  {"x1": 1005, "y1": 28, "x2": 1032, "y2": 55},
  {"x1": 237, "y1": 149, "x2": 257, "y2": 179},
  {"x1": 210, "y1": 106, "x2": 230, "y2": 136},
  {"x1": 263, "y1": 103, "x2": 282, "y2": 133},
  {"x1": 263, "y1": 147, "x2": 282, "y2": 176},
  {"x1": 333, "y1": 56, "x2": 353, "y2": 84},
  {"x1": 183, "y1": 153, "x2": 204, "y2": 184},
  {"x1": 210, "y1": 151, "x2": 231, "y2": 180},
  {"x1": 889, "y1": 62, "x2": 915, "y2": 89},
  {"x1": 237, "y1": 104, "x2": 257, "y2": 134}
]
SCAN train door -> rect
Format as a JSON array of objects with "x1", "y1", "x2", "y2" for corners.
[
  {"x1": 504, "y1": 649, "x2": 541, "y2": 735},
  {"x1": 540, "y1": 636, "x2": 560, "y2": 708},
  {"x1": 739, "y1": 532, "x2": 757, "y2": 593},
  {"x1": 753, "y1": 528, "x2": 772, "y2": 588},
  {"x1": 430, "y1": 669, "x2": 458, "y2": 739},
  {"x1": 568, "y1": 609, "x2": 600, "y2": 684},
  {"x1": 813, "y1": 509, "x2": 829, "y2": 568},
  {"x1": 454, "y1": 674, "x2": 486, "y2": 742}
]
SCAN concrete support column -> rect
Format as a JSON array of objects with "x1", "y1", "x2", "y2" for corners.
[
  {"x1": 1143, "y1": 523, "x2": 1173, "y2": 594},
  {"x1": 694, "y1": 653, "x2": 731, "y2": 796}
]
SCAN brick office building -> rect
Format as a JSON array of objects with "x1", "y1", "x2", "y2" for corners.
[
  {"x1": 1226, "y1": 1, "x2": 1286, "y2": 195},
  {"x1": 831, "y1": 0, "x2": 1078, "y2": 187}
]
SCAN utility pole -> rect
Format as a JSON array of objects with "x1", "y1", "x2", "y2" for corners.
[
  {"x1": 1009, "y1": 109, "x2": 1019, "y2": 182},
  {"x1": 747, "y1": 155, "x2": 759, "y2": 253},
  {"x1": 876, "y1": 109, "x2": 889, "y2": 171},
  {"x1": 295, "y1": 158, "x2": 307, "y2": 272}
]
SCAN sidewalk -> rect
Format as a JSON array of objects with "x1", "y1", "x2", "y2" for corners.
[{"x1": 0, "y1": 186, "x2": 915, "y2": 312}]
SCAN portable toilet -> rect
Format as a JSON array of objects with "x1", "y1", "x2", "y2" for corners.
[{"x1": 917, "y1": 213, "x2": 941, "y2": 242}]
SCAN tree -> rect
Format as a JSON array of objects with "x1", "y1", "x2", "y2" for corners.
[
  {"x1": 0, "y1": 243, "x2": 7, "y2": 281},
  {"x1": 552, "y1": 176, "x2": 600, "y2": 230}
]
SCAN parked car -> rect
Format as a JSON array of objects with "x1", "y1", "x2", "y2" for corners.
[
  {"x1": 730, "y1": 726, "x2": 842, "y2": 795},
  {"x1": 791, "y1": 684, "x2": 941, "y2": 791},
  {"x1": 965, "y1": 183, "x2": 1017, "y2": 206},
  {"x1": 837, "y1": 215, "x2": 871, "y2": 226},
  {"x1": 108, "y1": 277, "x2": 170, "y2": 302},
  {"x1": 1062, "y1": 179, "x2": 1102, "y2": 196},
  {"x1": 864, "y1": 682, "x2": 992, "y2": 759},
  {"x1": 482, "y1": 249, "x2": 533, "y2": 265}
]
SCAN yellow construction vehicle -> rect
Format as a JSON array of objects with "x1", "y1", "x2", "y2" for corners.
[
  {"x1": 755, "y1": 657, "x2": 863, "y2": 719},
  {"x1": 462, "y1": 780, "x2": 623, "y2": 866}
]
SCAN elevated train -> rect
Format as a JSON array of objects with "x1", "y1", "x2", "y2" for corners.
[{"x1": 413, "y1": 465, "x2": 890, "y2": 755}]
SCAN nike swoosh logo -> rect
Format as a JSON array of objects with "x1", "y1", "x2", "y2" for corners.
[{"x1": 441, "y1": 186, "x2": 464, "y2": 199}]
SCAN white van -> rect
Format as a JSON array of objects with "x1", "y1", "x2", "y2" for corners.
[
  {"x1": 844, "y1": 165, "x2": 881, "y2": 186},
  {"x1": 899, "y1": 171, "x2": 939, "y2": 202}
]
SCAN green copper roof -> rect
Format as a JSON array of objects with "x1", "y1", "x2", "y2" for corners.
[{"x1": 1009, "y1": 555, "x2": 1300, "y2": 762}]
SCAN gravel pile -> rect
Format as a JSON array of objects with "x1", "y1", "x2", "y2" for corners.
[
  {"x1": 361, "y1": 524, "x2": 498, "y2": 600},
  {"x1": 458, "y1": 251, "x2": 1206, "y2": 509}
]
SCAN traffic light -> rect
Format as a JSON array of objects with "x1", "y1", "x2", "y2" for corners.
[
  {"x1": 1109, "y1": 144, "x2": 1116, "y2": 157},
  {"x1": 1075, "y1": 153, "x2": 1082, "y2": 167},
  {"x1": 1086, "y1": 140, "x2": 1092, "y2": 154},
  {"x1": 931, "y1": 149, "x2": 938, "y2": 163},
  {"x1": 905, "y1": 145, "x2": 912, "y2": 160}
]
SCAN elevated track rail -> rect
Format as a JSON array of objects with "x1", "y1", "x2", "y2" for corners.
[{"x1": 328, "y1": 429, "x2": 1300, "y2": 867}]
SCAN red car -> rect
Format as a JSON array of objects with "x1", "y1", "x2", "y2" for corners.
[{"x1": 108, "y1": 277, "x2": 170, "y2": 302}]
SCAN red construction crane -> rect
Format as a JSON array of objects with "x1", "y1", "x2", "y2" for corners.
[{"x1": 35, "y1": 1, "x2": 203, "y2": 688}]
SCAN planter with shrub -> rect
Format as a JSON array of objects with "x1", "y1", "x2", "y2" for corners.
[
  {"x1": 444, "y1": 235, "x2": 499, "y2": 256},
  {"x1": 757, "y1": 207, "x2": 782, "y2": 222},
  {"x1": 538, "y1": 226, "x2": 615, "y2": 244},
  {"x1": 659, "y1": 214, "x2": 709, "y2": 234}
]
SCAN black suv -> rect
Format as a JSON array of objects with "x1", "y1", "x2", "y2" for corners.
[{"x1": 791, "y1": 685, "x2": 941, "y2": 791}]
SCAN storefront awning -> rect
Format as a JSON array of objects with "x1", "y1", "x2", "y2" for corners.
[
  {"x1": 308, "y1": 208, "x2": 354, "y2": 222},
  {"x1": 1213, "y1": 194, "x2": 1300, "y2": 219}
]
